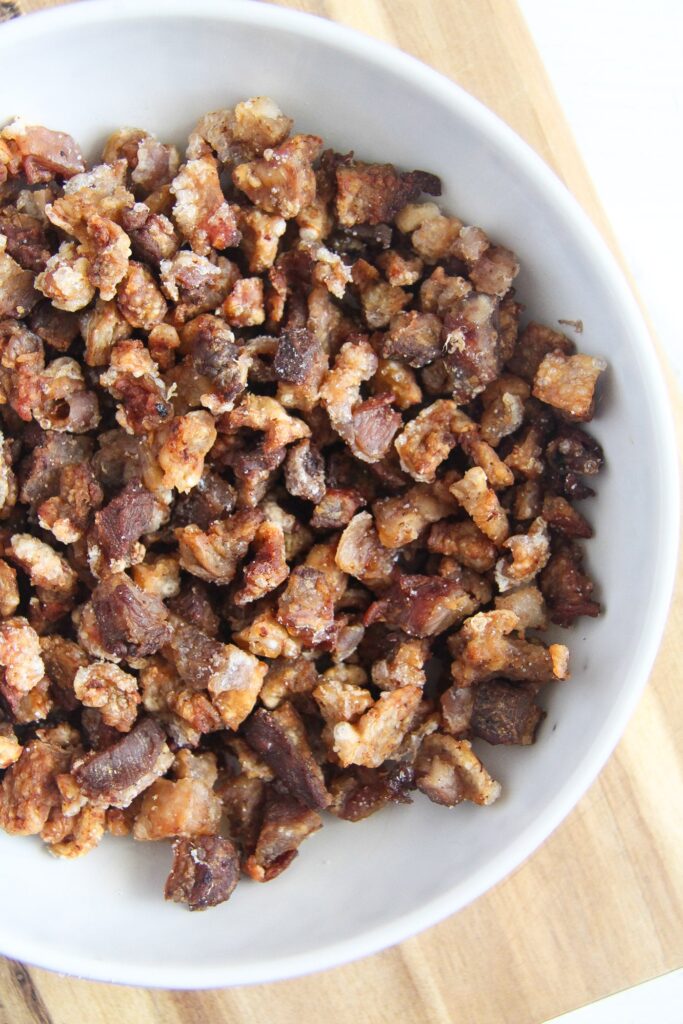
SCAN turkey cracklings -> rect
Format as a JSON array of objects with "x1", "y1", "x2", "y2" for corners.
[{"x1": 0, "y1": 97, "x2": 606, "y2": 910}]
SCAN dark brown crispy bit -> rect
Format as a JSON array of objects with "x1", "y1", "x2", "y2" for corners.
[
  {"x1": 541, "y1": 494, "x2": 593, "y2": 538},
  {"x1": 506, "y1": 321, "x2": 574, "y2": 381},
  {"x1": 365, "y1": 575, "x2": 476, "y2": 638},
  {"x1": 243, "y1": 703, "x2": 330, "y2": 810},
  {"x1": 284, "y1": 439, "x2": 326, "y2": 504},
  {"x1": 381, "y1": 311, "x2": 443, "y2": 368},
  {"x1": 442, "y1": 292, "x2": 500, "y2": 402},
  {"x1": 165, "y1": 836, "x2": 240, "y2": 910},
  {"x1": 470, "y1": 680, "x2": 544, "y2": 745},
  {"x1": 540, "y1": 542, "x2": 601, "y2": 626},
  {"x1": 89, "y1": 479, "x2": 155, "y2": 570},
  {"x1": 244, "y1": 789, "x2": 322, "y2": 881},
  {"x1": 91, "y1": 573, "x2": 171, "y2": 659},
  {"x1": 73, "y1": 717, "x2": 168, "y2": 804},
  {"x1": 167, "y1": 580, "x2": 220, "y2": 638},
  {"x1": 328, "y1": 762, "x2": 415, "y2": 821},
  {"x1": 335, "y1": 160, "x2": 441, "y2": 227},
  {"x1": 311, "y1": 488, "x2": 366, "y2": 531},
  {"x1": 234, "y1": 520, "x2": 288, "y2": 605},
  {"x1": 273, "y1": 326, "x2": 320, "y2": 385},
  {"x1": 19, "y1": 432, "x2": 93, "y2": 510},
  {"x1": 0, "y1": 207, "x2": 52, "y2": 272}
]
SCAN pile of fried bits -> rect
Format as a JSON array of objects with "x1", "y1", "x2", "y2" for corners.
[{"x1": 0, "y1": 97, "x2": 606, "y2": 910}]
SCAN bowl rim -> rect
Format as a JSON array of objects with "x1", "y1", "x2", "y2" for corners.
[{"x1": 0, "y1": 0, "x2": 679, "y2": 990}]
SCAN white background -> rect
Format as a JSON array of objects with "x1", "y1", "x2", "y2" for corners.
[{"x1": 518, "y1": 3, "x2": 682, "y2": 1019}]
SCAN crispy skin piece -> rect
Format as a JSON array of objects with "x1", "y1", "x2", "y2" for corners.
[
  {"x1": 494, "y1": 516, "x2": 551, "y2": 592},
  {"x1": 233, "y1": 134, "x2": 322, "y2": 219},
  {"x1": 541, "y1": 494, "x2": 593, "y2": 538},
  {"x1": 495, "y1": 585, "x2": 548, "y2": 632},
  {"x1": 332, "y1": 685, "x2": 422, "y2": 768},
  {"x1": 260, "y1": 658, "x2": 320, "y2": 710},
  {"x1": 277, "y1": 566, "x2": 336, "y2": 646},
  {"x1": 533, "y1": 350, "x2": 606, "y2": 421},
  {"x1": 0, "y1": 727, "x2": 76, "y2": 835},
  {"x1": 38, "y1": 462, "x2": 103, "y2": 544},
  {"x1": 244, "y1": 790, "x2": 322, "y2": 882},
  {"x1": 165, "y1": 836, "x2": 240, "y2": 910},
  {"x1": 415, "y1": 734, "x2": 500, "y2": 806},
  {"x1": 1, "y1": 119, "x2": 85, "y2": 181},
  {"x1": 335, "y1": 512, "x2": 398, "y2": 589},
  {"x1": 365, "y1": 575, "x2": 476, "y2": 638},
  {"x1": 471, "y1": 680, "x2": 544, "y2": 745},
  {"x1": 0, "y1": 234, "x2": 39, "y2": 317},
  {"x1": 234, "y1": 521, "x2": 288, "y2": 605},
  {"x1": 450, "y1": 467, "x2": 509, "y2": 545},
  {"x1": 381, "y1": 310, "x2": 443, "y2": 368},
  {"x1": 133, "y1": 774, "x2": 222, "y2": 841},
  {"x1": 371, "y1": 636, "x2": 429, "y2": 691},
  {"x1": 243, "y1": 703, "x2": 330, "y2": 810},
  {"x1": 393, "y1": 400, "x2": 465, "y2": 483},
  {"x1": 73, "y1": 661, "x2": 140, "y2": 733},
  {"x1": 0, "y1": 616, "x2": 45, "y2": 694},
  {"x1": 170, "y1": 156, "x2": 240, "y2": 255},
  {"x1": 449, "y1": 609, "x2": 568, "y2": 687},
  {"x1": 427, "y1": 519, "x2": 497, "y2": 572},
  {"x1": 335, "y1": 160, "x2": 440, "y2": 226},
  {"x1": 373, "y1": 483, "x2": 454, "y2": 549},
  {"x1": 176, "y1": 508, "x2": 263, "y2": 584},
  {"x1": 40, "y1": 634, "x2": 90, "y2": 711}
]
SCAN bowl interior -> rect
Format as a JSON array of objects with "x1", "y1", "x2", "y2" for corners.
[{"x1": 0, "y1": 0, "x2": 677, "y2": 988}]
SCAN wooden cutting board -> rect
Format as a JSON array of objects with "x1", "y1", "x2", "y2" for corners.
[{"x1": 1, "y1": 2, "x2": 682, "y2": 1022}]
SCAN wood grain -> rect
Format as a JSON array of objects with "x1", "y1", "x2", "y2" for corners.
[{"x1": 2, "y1": 1, "x2": 682, "y2": 1022}]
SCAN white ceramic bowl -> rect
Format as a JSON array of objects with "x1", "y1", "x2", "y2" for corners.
[{"x1": 0, "y1": 0, "x2": 678, "y2": 989}]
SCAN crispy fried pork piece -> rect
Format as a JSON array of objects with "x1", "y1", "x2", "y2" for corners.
[
  {"x1": 546, "y1": 425, "x2": 605, "y2": 500},
  {"x1": 276, "y1": 566, "x2": 336, "y2": 647},
  {"x1": 381, "y1": 310, "x2": 443, "y2": 367},
  {"x1": 238, "y1": 207, "x2": 287, "y2": 273},
  {"x1": 233, "y1": 134, "x2": 322, "y2": 219},
  {"x1": 234, "y1": 520, "x2": 288, "y2": 605},
  {"x1": 373, "y1": 482, "x2": 455, "y2": 549},
  {"x1": 0, "y1": 616, "x2": 44, "y2": 694},
  {"x1": 372, "y1": 357, "x2": 422, "y2": 410},
  {"x1": 37, "y1": 462, "x2": 103, "y2": 545},
  {"x1": 371, "y1": 635, "x2": 429, "y2": 691},
  {"x1": 0, "y1": 559, "x2": 19, "y2": 618},
  {"x1": 1, "y1": 119, "x2": 85, "y2": 182},
  {"x1": 71, "y1": 717, "x2": 172, "y2": 807},
  {"x1": 479, "y1": 374, "x2": 529, "y2": 446},
  {"x1": 243, "y1": 702, "x2": 330, "y2": 810},
  {"x1": 73, "y1": 661, "x2": 140, "y2": 733},
  {"x1": 494, "y1": 516, "x2": 551, "y2": 592},
  {"x1": 470, "y1": 680, "x2": 544, "y2": 745},
  {"x1": 0, "y1": 723, "x2": 22, "y2": 770},
  {"x1": 449, "y1": 609, "x2": 568, "y2": 687},
  {"x1": 91, "y1": 572, "x2": 171, "y2": 660},
  {"x1": 260, "y1": 658, "x2": 320, "y2": 710},
  {"x1": 376, "y1": 249, "x2": 423, "y2": 287},
  {"x1": 540, "y1": 541, "x2": 601, "y2": 626},
  {"x1": 121, "y1": 203, "x2": 179, "y2": 268},
  {"x1": 335, "y1": 159, "x2": 440, "y2": 226},
  {"x1": 284, "y1": 439, "x2": 326, "y2": 504},
  {"x1": 244, "y1": 789, "x2": 322, "y2": 882},
  {"x1": 506, "y1": 321, "x2": 575, "y2": 381},
  {"x1": 176, "y1": 508, "x2": 263, "y2": 585},
  {"x1": 188, "y1": 97, "x2": 293, "y2": 165},
  {"x1": 351, "y1": 257, "x2": 410, "y2": 330},
  {"x1": 160, "y1": 251, "x2": 238, "y2": 324},
  {"x1": 39, "y1": 634, "x2": 89, "y2": 710},
  {"x1": 450, "y1": 467, "x2": 509, "y2": 545},
  {"x1": 0, "y1": 724, "x2": 77, "y2": 835},
  {"x1": 170, "y1": 155, "x2": 240, "y2": 255},
  {"x1": 0, "y1": 234, "x2": 39, "y2": 317},
  {"x1": 335, "y1": 511, "x2": 398, "y2": 589},
  {"x1": 331, "y1": 685, "x2": 422, "y2": 768},
  {"x1": 0, "y1": 206, "x2": 51, "y2": 273},
  {"x1": 165, "y1": 836, "x2": 240, "y2": 910},
  {"x1": 541, "y1": 493, "x2": 593, "y2": 538},
  {"x1": 365, "y1": 574, "x2": 476, "y2": 638},
  {"x1": 8, "y1": 533, "x2": 77, "y2": 596},
  {"x1": 133, "y1": 754, "x2": 222, "y2": 841},
  {"x1": 532, "y1": 350, "x2": 606, "y2": 421},
  {"x1": 87, "y1": 478, "x2": 155, "y2": 577},
  {"x1": 440, "y1": 685, "x2": 474, "y2": 735},
  {"x1": 327, "y1": 762, "x2": 415, "y2": 821},
  {"x1": 441, "y1": 292, "x2": 501, "y2": 402},
  {"x1": 427, "y1": 519, "x2": 497, "y2": 572},
  {"x1": 468, "y1": 244, "x2": 519, "y2": 297},
  {"x1": 494, "y1": 585, "x2": 548, "y2": 632},
  {"x1": 394, "y1": 400, "x2": 467, "y2": 483},
  {"x1": 415, "y1": 734, "x2": 501, "y2": 806},
  {"x1": 311, "y1": 488, "x2": 366, "y2": 531}
]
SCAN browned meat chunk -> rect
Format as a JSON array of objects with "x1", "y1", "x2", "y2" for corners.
[
  {"x1": 91, "y1": 573, "x2": 171, "y2": 659},
  {"x1": 540, "y1": 542, "x2": 601, "y2": 626},
  {"x1": 165, "y1": 836, "x2": 240, "y2": 910},
  {"x1": 277, "y1": 566, "x2": 336, "y2": 646},
  {"x1": 244, "y1": 790, "x2": 322, "y2": 882},
  {"x1": 335, "y1": 160, "x2": 440, "y2": 226},
  {"x1": 415, "y1": 734, "x2": 500, "y2": 806},
  {"x1": 470, "y1": 680, "x2": 544, "y2": 745},
  {"x1": 243, "y1": 703, "x2": 330, "y2": 810},
  {"x1": 72, "y1": 717, "x2": 171, "y2": 807},
  {"x1": 365, "y1": 575, "x2": 476, "y2": 638}
]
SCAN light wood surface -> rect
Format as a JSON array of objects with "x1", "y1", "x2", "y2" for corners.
[{"x1": 1, "y1": 1, "x2": 682, "y2": 1022}]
